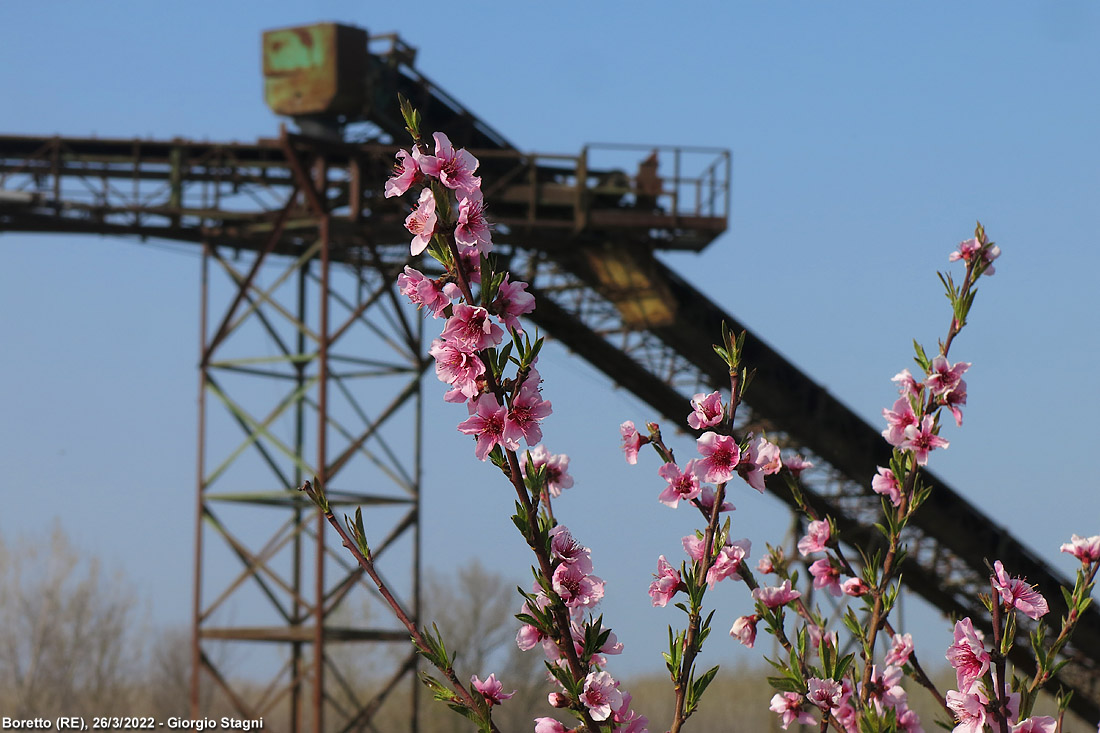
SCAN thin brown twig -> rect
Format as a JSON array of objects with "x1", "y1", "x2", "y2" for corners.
[{"x1": 307, "y1": 487, "x2": 500, "y2": 732}]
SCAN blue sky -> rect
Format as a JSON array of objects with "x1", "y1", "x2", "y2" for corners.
[{"x1": 2, "y1": 1, "x2": 1099, "y2": 686}]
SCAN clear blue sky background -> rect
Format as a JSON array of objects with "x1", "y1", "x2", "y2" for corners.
[{"x1": 2, "y1": 0, "x2": 1098, "y2": 689}]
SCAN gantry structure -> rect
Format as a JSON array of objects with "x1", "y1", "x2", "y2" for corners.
[{"x1": 1, "y1": 22, "x2": 1098, "y2": 731}]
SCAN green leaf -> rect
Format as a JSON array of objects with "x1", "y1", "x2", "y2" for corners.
[
  {"x1": 693, "y1": 665, "x2": 720, "y2": 698},
  {"x1": 497, "y1": 342, "x2": 513, "y2": 371},
  {"x1": 766, "y1": 675, "x2": 803, "y2": 693},
  {"x1": 834, "y1": 652, "x2": 855, "y2": 681},
  {"x1": 529, "y1": 335, "x2": 545, "y2": 363},
  {"x1": 912, "y1": 340, "x2": 930, "y2": 371},
  {"x1": 419, "y1": 672, "x2": 454, "y2": 702}
]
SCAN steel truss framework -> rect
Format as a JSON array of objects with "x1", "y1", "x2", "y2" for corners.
[
  {"x1": 1, "y1": 35, "x2": 1099, "y2": 728},
  {"x1": 192, "y1": 134, "x2": 427, "y2": 730}
]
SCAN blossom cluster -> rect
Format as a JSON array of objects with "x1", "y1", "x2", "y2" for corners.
[
  {"x1": 616, "y1": 227, "x2": 1095, "y2": 732},
  {"x1": 392, "y1": 132, "x2": 542, "y2": 456},
  {"x1": 389, "y1": 120, "x2": 644, "y2": 732},
  {"x1": 351, "y1": 119, "x2": 1100, "y2": 733},
  {"x1": 628, "y1": 395, "x2": 785, "y2": 613}
]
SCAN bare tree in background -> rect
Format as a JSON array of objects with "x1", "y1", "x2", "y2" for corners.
[
  {"x1": 142, "y1": 626, "x2": 233, "y2": 718},
  {"x1": 410, "y1": 560, "x2": 551, "y2": 731},
  {"x1": 423, "y1": 559, "x2": 514, "y2": 678},
  {"x1": 0, "y1": 525, "x2": 139, "y2": 716}
]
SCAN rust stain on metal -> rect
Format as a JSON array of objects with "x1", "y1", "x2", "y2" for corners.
[
  {"x1": 262, "y1": 23, "x2": 367, "y2": 117},
  {"x1": 293, "y1": 27, "x2": 314, "y2": 49}
]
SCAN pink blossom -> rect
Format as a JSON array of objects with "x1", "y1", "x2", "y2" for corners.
[
  {"x1": 895, "y1": 705, "x2": 924, "y2": 733},
  {"x1": 950, "y1": 237, "x2": 982, "y2": 264},
  {"x1": 595, "y1": 627, "x2": 623, "y2": 656},
  {"x1": 520, "y1": 445, "x2": 573, "y2": 498},
  {"x1": 397, "y1": 266, "x2": 451, "y2": 317},
  {"x1": 682, "y1": 534, "x2": 706, "y2": 562},
  {"x1": 885, "y1": 632, "x2": 914, "y2": 667},
  {"x1": 757, "y1": 554, "x2": 776, "y2": 574},
  {"x1": 470, "y1": 673, "x2": 515, "y2": 705},
  {"x1": 950, "y1": 236, "x2": 1000, "y2": 276},
  {"x1": 492, "y1": 274, "x2": 535, "y2": 332},
  {"x1": 1060, "y1": 534, "x2": 1100, "y2": 565},
  {"x1": 892, "y1": 368, "x2": 922, "y2": 398},
  {"x1": 841, "y1": 577, "x2": 869, "y2": 597},
  {"x1": 784, "y1": 453, "x2": 813, "y2": 478},
  {"x1": 769, "y1": 692, "x2": 815, "y2": 730},
  {"x1": 693, "y1": 431, "x2": 740, "y2": 484},
  {"x1": 983, "y1": 244, "x2": 1002, "y2": 274},
  {"x1": 384, "y1": 149, "x2": 420, "y2": 198},
  {"x1": 752, "y1": 580, "x2": 801, "y2": 608},
  {"x1": 611, "y1": 692, "x2": 649, "y2": 733},
  {"x1": 943, "y1": 380, "x2": 967, "y2": 426},
  {"x1": 404, "y1": 188, "x2": 437, "y2": 256},
  {"x1": 515, "y1": 623, "x2": 545, "y2": 652},
  {"x1": 882, "y1": 396, "x2": 917, "y2": 447},
  {"x1": 729, "y1": 614, "x2": 758, "y2": 647},
  {"x1": 518, "y1": 365, "x2": 543, "y2": 393},
  {"x1": 706, "y1": 539, "x2": 751, "y2": 588},
  {"x1": 565, "y1": 619, "x2": 619, "y2": 667},
  {"x1": 549, "y1": 525, "x2": 594, "y2": 574},
  {"x1": 515, "y1": 593, "x2": 554, "y2": 654},
  {"x1": 807, "y1": 623, "x2": 837, "y2": 650},
  {"x1": 1011, "y1": 717, "x2": 1057, "y2": 733},
  {"x1": 737, "y1": 435, "x2": 782, "y2": 492},
  {"x1": 505, "y1": 383, "x2": 552, "y2": 447},
  {"x1": 797, "y1": 519, "x2": 830, "y2": 556},
  {"x1": 456, "y1": 395, "x2": 514, "y2": 460},
  {"x1": 687, "y1": 391, "x2": 724, "y2": 430},
  {"x1": 455, "y1": 188, "x2": 492, "y2": 252},
  {"x1": 809, "y1": 558, "x2": 841, "y2": 596},
  {"x1": 657, "y1": 460, "x2": 701, "y2": 508},
  {"x1": 946, "y1": 687, "x2": 988, "y2": 733},
  {"x1": 428, "y1": 338, "x2": 484, "y2": 401},
  {"x1": 580, "y1": 671, "x2": 623, "y2": 722},
  {"x1": 551, "y1": 562, "x2": 604, "y2": 609},
  {"x1": 620, "y1": 421, "x2": 644, "y2": 464},
  {"x1": 440, "y1": 304, "x2": 505, "y2": 351},
  {"x1": 648, "y1": 555, "x2": 682, "y2": 607},
  {"x1": 992, "y1": 560, "x2": 1049, "y2": 620},
  {"x1": 946, "y1": 235, "x2": 981, "y2": 264},
  {"x1": 925, "y1": 356, "x2": 970, "y2": 399},
  {"x1": 618, "y1": 715, "x2": 649, "y2": 733},
  {"x1": 867, "y1": 665, "x2": 908, "y2": 713},
  {"x1": 902, "y1": 415, "x2": 949, "y2": 465},
  {"x1": 834, "y1": 703, "x2": 860, "y2": 733},
  {"x1": 830, "y1": 680, "x2": 859, "y2": 733},
  {"x1": 456, "y1": 246, "x2": 481, "y2": 283},
  {"x1": 872, "y1": 466, "x2": 903, "y2": 507},
  {"x1": 534, "y1": 718, "x2": 567, "y2": 733},
  {"x1": 696, "y1": 486, "x2": 734, "y2": 514},
  {"x1": 1006, "y1": 693, "x2": 1022, "y2": 725},
  {"x1": 827, "y1": 677, "x2": 862, "y2": 730},
  {"x1": 945, "y1": 617, "x2": 989, "y2": 692},
  {"x1": 807, "y1": 677, "x2": 843, "y2": 712},
  {"x1": 414, "y1": 132, "x2": 481, "y2": 193}
]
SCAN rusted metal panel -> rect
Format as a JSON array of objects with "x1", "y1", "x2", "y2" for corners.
[
  {"x1": 263, "y1": 23, "x2": 368, "y2": 117},
  {"x1": 584, "y1": 245, "x2": 677, "y2": 328}
]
